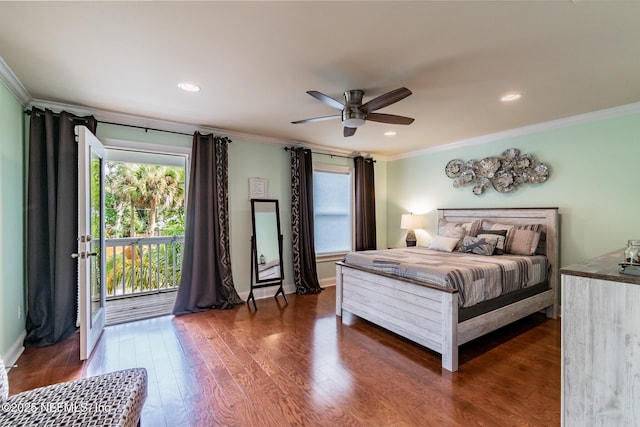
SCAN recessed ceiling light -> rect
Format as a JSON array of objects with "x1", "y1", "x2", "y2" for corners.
[
  {"x1": 178, "y1": 82, "x2": 200, "y2": 92},
  {"x1": 501, "y1": 92, "x2": 522, "y2": 102},
  {"x1": 384, "y1": 131, "x2": 397, "y2": 136}
]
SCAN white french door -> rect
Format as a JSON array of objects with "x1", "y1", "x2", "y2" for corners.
[{"x1": 75, "y1": 125, "x2": 106, "y2": 360}]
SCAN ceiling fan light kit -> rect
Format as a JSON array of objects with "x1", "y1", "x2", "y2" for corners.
[
  {"x1": 342, "y1": 109, "x2": 366, "y2": 128},
  {"x1": 292, "y1": 87, "x2": 414, "y2": 137}
]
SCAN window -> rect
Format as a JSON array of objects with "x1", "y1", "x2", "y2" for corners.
[{"x1": 313, "y1": 166, "x2": 353, "y2": 257}]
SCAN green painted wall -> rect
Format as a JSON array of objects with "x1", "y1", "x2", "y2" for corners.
[
  {"x1": 387, "y1": 111, "x2": 640, "y2": 268},
  {"x1": 227, "y1": 140, "x2": 292, "y2": 293},
  {"x1": 0, "y1": 80, "x2": 25, "y2": 360}
]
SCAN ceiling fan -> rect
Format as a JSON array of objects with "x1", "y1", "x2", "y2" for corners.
[{"x1": 292, "y1": 87, "x2": 414, "y2": 137}]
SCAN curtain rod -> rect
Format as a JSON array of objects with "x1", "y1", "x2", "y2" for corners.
[
  {"x1": 98, "y1": 120, "x2": 193, "y2": 137},
  {"x1": 284, "y1": 146, "x2": 375, "y2": 162},
  {"x1": 25, "y1": 109, "x2": 196, "y2": 137}
]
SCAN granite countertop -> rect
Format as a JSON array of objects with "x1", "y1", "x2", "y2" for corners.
[{"x1": 561, "y1": 249, "x2": 640, "y2": 285}]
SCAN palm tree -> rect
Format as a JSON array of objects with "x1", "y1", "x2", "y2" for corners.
[
  {"x1": 105, "y1": 162, "x2": 185, "y2": 237},
  {"x1": 134, "y1": 165, "x2": 185, "y2": 236}
]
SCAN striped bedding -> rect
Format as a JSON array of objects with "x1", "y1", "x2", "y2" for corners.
[{"x1": 344, "y1": 247, "x2": 548, "y2": 308}]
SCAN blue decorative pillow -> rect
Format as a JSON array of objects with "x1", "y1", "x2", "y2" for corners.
[{"x1": 459, "y1": 236, "x2": 497, "y2": 256}]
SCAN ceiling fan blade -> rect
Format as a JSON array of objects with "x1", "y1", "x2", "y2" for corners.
[
  {"x1": 291, "y1": 115, "x2": 341, "y2": 124},
  {"x1": 366, "y1": 113, "x2": 415, "y2": 125},
  {"x1": 307, "y1": 90, "x2": 345, "y2": 111},
  {"x1": 360, "y1": 87, "x2": 412, "y2": 113},
  {"x1": 344, "y1": 127, "x2": 357, "y2": 137}
]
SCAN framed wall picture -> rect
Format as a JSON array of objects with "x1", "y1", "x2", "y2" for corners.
[{"x1": 249, "y1": 178, "x2": 268, "y2": 199}]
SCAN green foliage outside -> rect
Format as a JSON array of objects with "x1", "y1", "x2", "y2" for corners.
[
  {"x1": 105, "y1": 162, "x2": 186, "y2": 238},
  {"x1": 103, "y1": 161, "x2": 186, "y2": 296}
]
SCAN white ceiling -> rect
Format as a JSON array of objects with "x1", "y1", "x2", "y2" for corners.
[{"x1": 1, "y1": 1, "x2": 639, "y2": 157}]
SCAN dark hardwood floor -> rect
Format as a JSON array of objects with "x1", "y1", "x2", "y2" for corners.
[{"x1": 7, "y1": 286, "x2": 560, "y2": 426}]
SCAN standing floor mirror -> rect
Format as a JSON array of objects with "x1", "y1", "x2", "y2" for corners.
[{"x1": 248, "y1": 199, "x2": 287, "y2": 310}]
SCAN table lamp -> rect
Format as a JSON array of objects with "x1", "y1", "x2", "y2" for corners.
[{"x1": 401, "y1": 213, "x2": 424, "y2": 247}]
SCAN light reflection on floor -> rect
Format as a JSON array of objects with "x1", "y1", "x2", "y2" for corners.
[{"x1": 311, "y1": 316, "x2": 353, "y2": 407}]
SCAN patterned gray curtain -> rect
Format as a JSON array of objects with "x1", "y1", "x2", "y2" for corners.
[
  {"x1": 290, "y1": 147, "x2": 322, "y2": 294},
  {"x1": 354, "y1": 156, "x2": 377, "y2": 251},
  {"x1": 173, "y1": 133, "x2": 242, "y2": 314},
  {"x1": 25, "y1": 108, "x2": 97, "y2": 347}
]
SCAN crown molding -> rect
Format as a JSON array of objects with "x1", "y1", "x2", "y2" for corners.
[
  {"x1": 0, "y1": 56, "x2": 31, "y2": 105},
  {"x1": 388, "y1": 101, "x2": 640, "y2": 161}
]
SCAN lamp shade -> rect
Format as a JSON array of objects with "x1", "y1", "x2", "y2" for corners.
[{"x1": 400, "y1": 214, "x2": 424, "y2": 230}]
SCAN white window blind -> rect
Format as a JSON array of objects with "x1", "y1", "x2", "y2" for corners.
[{"x1": 313, "y1": 168, "x2": 353, "y2": 255}]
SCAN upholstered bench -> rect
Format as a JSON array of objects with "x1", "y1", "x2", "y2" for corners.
[{"x1": 1, "y1": 357, "x2": 147, "y2": 427}]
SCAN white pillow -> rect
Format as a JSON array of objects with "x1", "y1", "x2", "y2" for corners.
[{"x1": 428, "y1": 235, "x2": 460, "y2": 252}]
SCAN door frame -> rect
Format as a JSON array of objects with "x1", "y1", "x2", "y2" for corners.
[{"x1": 76, "y1": 125, "x2": 106, "y2": 360}]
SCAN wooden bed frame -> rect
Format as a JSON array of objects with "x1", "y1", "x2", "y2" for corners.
[{"x1": 335, "y1": 207, "x2": 559, "y2": 372}]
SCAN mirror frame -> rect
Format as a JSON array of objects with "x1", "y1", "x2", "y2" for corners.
[{"x1": 250, "y1": 198, "x2": 284, "y2": 284}]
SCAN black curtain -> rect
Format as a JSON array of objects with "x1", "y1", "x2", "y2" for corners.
[
  {"x1": 354, "y1": 156, "x2": 377, "y2": 251},
  {"x1": 173, "y1": 133, "x2": 242, "y2": 314},
  {"x1": 25, "y1": 109, "x2": 97, "y2": 347},
  {"x1": 290, "y1": 147, "x2": 322, "y2": 294}
]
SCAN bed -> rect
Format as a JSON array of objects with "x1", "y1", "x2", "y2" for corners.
[{"x1": 335, "y1": 208, "x2": 559, "y2": 372}]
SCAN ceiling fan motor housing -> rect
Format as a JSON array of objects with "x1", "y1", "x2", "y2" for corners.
[
  {"x1": 342, "y1": 90, "x2": 366, "y2": 127},
  {"x1": 342, "y1": 108, "x2": 366, "y2": 128}
]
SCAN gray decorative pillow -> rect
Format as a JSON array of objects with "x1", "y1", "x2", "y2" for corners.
[
  {"x1": 478, "y1": 229, "x2": 508, "y2": 254},
  {"x1": 0, "y1": 357, "x2": 8, "y2": 402},
  {"x1": 459, "y1": 236, "x2": 497, "y2": 256}
]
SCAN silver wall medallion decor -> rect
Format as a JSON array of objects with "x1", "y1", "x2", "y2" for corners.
[{"x1": 445, "y1": 148, "x2": 549, "y2": 195}]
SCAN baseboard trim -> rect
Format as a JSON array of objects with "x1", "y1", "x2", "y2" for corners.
[
  {"x1": 2, "y1": 330, "x2": 26, "y2": 370},
  {"x1": 237, "y1": 278, "x2": 335, "y2": 302},
  {"x1": 319, "y1": 277, "x2": 336, "y2": 288}
]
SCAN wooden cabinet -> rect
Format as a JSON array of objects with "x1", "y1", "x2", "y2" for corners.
[{"x1": 561, "y1": 251, "x2": 640, "y2": 426}]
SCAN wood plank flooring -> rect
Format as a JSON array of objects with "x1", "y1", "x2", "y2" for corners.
[{"x1": 7, "y1": 286, "x2": 560, "y2": 426}]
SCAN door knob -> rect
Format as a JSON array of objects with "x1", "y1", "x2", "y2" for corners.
[{"x1": 71, "y1": 252, "x2": 87, "y2": 259}]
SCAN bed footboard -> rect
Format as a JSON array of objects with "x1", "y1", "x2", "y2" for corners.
[{"x1": 336, "y1": 262, "x2": 460, "y2": 371}]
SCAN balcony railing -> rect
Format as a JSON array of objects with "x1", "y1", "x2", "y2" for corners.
[{"x1": 105, "y1": 235, "x2": 184, "y2": 300}]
